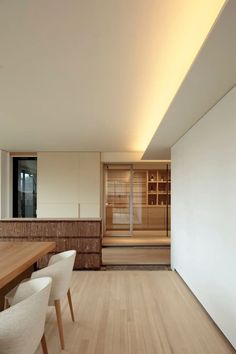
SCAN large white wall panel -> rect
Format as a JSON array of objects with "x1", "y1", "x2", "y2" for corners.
[
  {"x1": 37, "y1": 152, "x2": 100, "y2": 218},
  {"x1": 171, "y1": 86, "x2": 236, "y2": 348},
  {"x1": 38, "y1": 152, "x2": 79, "y2": 204},
  {"x1": 78, "y1": 152, "x2": 100, "y2": 218}
]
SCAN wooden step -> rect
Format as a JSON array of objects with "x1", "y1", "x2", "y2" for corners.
[
  {"x1": 102, "y1": 246, "x2": 170, "y2": 266},
  {"x1": 102, "y1": 236, "x2": 171, "y2": 247}
]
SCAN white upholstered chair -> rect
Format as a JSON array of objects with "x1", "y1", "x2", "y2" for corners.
[
  {"x1": 0, "y1": 277, "x2": 51, "y2": 354},
  {"x1": 31, "y1": 250, "x2": 76, "y2": 350}
]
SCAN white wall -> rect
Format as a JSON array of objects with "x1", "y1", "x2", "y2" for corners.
[
  {"x1": 171, "y1": 86, "x2": 236, "y2": 348},
  {"x1": 0, "y1": 150, "x2": 11, "y2": 219},
  {"x1": 37, "y1": 152, "x2": 101, "y2": 218},
  {"x1": 0, "y1": 151, "x2": 163, "y2": 219}
]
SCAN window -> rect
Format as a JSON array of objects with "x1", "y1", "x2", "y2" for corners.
[{"x1": 13, "y1": 157, "x2": 37, "y2": 217}]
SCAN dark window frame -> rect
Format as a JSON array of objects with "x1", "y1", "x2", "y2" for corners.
[{"x1": 13, "y1": 157, "x2": 37, "y2": 218}]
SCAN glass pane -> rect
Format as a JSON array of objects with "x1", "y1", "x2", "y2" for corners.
[
  {"x1": 132, "y1": 170, "x2": 167, "y2": 231},
  {"x1": 13, "y1": 158, "x2": 37, "y2": 217},
  {"x1": 104, "y1": 164, "x2": 171, "y2": 236},
  {"x1": 105, "y1": 169, "x2": 131, "y2": 233},
  {"x1": 133, "y1": 171, "x2": 147, "y2": 230}
]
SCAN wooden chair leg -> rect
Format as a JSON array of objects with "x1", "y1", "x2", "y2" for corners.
[
  {"x1": 41, "y1": 333, "x2": 48, "y2": 354},
  {"x1": 4, "y1": 298, "x2": 10, "y2": 310},
  {"x1": 54, "y1": 300, "x2": 65, "y2": 350},
  {"x1": 67, "y1": 288, "x2": 75, "y2": 322}
]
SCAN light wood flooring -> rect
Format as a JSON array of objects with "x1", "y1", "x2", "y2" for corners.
[{"x1": 36, "y1": 271, "x2": 234, "y2": 354}]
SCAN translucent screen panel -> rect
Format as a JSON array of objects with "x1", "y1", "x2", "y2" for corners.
[
  {"x1": 132, "y1": 171, "x2": 147, "y2": 230},
  {"x1": 105, "y1": 169, "x2": 131, "y2": 232}
]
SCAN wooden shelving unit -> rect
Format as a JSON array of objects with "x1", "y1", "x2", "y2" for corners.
[
  {"x1": 104, "y1": 164, "x2": 171, "y2": 235},
  {"x1": 147, "y1": 168, "x2": 171, "y2": 207},
  {"x1": 106, "y1": 167, "x2": 171, "y2": 208}
]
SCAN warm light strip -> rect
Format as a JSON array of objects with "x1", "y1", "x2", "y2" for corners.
[{"x1": 137, "y1": 0, "x2": 227, "y2": 152}]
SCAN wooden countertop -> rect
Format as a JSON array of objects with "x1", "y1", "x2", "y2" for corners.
[
  {"x1": 0, "y1": 241, "x2": 55, "y2": 288},
  {"x1": 0, "y1": 218, "x2": 102, "y2": 222}
]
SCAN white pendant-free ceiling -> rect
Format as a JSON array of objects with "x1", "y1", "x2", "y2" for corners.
[{"x1": 0, "y1": 0, "x2": 226, "y2": 152}]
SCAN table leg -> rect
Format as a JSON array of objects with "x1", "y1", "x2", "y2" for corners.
[{"x1": 0, "y1": 265, "x2": 34, "y2": 311}]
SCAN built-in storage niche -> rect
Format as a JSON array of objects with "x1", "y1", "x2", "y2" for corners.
[
  {"x1": 104, "y1": 163, "x2": 171, "y2": 236},
  {"x1": 147, "y1": 169, "x2": 171, "y2": 207}
]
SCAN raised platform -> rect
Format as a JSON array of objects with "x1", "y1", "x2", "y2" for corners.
[
  {"x1": 102, "y1": 236, "x2": 171, "y2": 266},
  {"x1": 102, "y1": 236, "x2": 170, "y2": 247},
  {"x1": 102, "y1": 247, "x2": 170, "y2": 265}
]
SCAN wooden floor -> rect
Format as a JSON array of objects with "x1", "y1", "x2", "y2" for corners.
[{"x1": 36, "y1": 271, "x2": 234, "y2": 354}]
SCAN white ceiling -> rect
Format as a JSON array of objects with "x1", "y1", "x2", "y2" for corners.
[
  {"x1": 0, "y1": 0, "x2": 225, "y2": 152},
  {"x1": 144, "y1": 0, "x2": 236, "y2": 160}
]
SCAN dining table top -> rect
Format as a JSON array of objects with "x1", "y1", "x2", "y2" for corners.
[{"x1": 0, "y1": 241, "x2": 55, "y2": 288}]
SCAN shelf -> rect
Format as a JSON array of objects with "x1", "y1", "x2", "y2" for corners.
[
  {"x1": 106, "y1": 166, "x2": 171, "y2": 209},
  {"x1": 146, "y1": 204, "x2": 171, "y2": 207},
  {"x1": 133, "y1": 203, "x2": 149, "y2": 206}
]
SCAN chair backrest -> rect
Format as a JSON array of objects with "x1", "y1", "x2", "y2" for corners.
[
  {"x1": 31, "y1": 250, "x2": 76, "y2": 304},
  {"x1": 0, "y1": 277, "x2": 51, "y2": 354}
]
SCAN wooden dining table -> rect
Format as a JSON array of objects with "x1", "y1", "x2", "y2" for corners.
[{"x1": 0, "y1": 241, "x2": 55, "y2": 310}]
